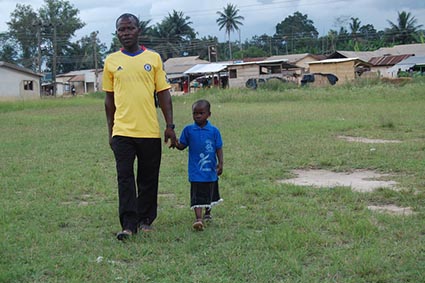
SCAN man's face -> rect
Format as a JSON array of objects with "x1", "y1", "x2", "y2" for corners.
[{"x1": 116, "y1": 17, "x2": 140, "y2": 51}]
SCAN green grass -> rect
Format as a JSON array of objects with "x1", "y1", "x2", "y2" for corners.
[{"x1": 1, "y1": 79, "x2": 425, "y2": 282}]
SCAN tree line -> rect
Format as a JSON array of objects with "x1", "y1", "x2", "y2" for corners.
[{"x1": 0, "y1": 0, "x2": 423, "y2": 75}]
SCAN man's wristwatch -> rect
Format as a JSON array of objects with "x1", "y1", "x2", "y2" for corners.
[{"x1": 166, "y1": 124, "x2": 175, "y2": 130}]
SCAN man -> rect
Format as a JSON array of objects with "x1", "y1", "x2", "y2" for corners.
[{"x1": 103, "y1": 13, "x2": 177, "y2": 240}]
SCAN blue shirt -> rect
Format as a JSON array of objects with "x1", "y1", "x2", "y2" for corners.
[{"x1": 179, "y1": 121, "x2": 223, "y2": 182}]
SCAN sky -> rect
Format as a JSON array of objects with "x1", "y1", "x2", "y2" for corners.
[{"x1": 1, "y1": 0, "x2": 424, "y2": 47}]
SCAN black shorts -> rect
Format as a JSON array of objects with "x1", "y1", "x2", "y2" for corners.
[{"x1": 190, "y1": 181, "x2": 222, "y2": 209}]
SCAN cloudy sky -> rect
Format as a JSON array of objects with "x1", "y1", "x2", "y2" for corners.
[{"x1": 1, "y1": 0, "x2": 424, "y2": 47}]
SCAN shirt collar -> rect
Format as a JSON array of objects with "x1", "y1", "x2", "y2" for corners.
[{"x1": 120, "y1": 45, "x2": 146, "y2": 57}]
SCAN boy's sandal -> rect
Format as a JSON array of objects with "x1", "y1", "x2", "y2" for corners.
[
  {"x1": 116, "y1": 229, "x2": 133, "y2": 241},
  {"x1": 192, "y1": 219, "x2": 204, "y2": 231},
  {"x1": 138, "y1": 224, "x2": 154, "y2": 233},
  {"x1": 203, "y1": 214, "x2": 213, "y2": 221}
]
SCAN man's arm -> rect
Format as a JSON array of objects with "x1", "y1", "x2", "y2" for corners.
[
  {"x1": 104, "y1": 91, "x2": 115, "y2": 148},
  {"x1": 157, "y1": 89, "x2": 177, "y2": 148}
]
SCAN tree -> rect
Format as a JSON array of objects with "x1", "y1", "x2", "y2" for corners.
[
  {"x1": 6, "y1": 4, "x2": 39, "y2": 69},
  {"x1": 216, "y1": 3, "x2": 244, "y2": 60},
  {"x1": 150, "y1": 10, "x2": 196, "y2": 59},
  {"x1": 6, "y1": 0, "x2": 85, "y2": 76},
  {"x1": 274, "y1": 11, "x2": 318, "y2": 54},
  {"x1": 386, "y1": 11, "x2": 423, "y2": 44},
  {"x1": 0, "y1": 32, "x2": 19, "y2": 63},
  {"x1": 349, "y1": 17, "x2": 361, "y2": 44},
  {"x1": 63, "y1": 31, "x2": 106, "y2": 72},
  {"x1": 38, "y1": 0, "x2": 85, "y2": 74}
]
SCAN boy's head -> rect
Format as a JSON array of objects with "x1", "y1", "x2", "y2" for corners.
[
  {"x1": 192, "y1": 99, "x2": 211, "y2": 127},
  {"x1": 192, "y1": 99, "x2": 211, "y2": 112}
]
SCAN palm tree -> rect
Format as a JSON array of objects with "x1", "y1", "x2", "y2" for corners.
[
  {"x1": 216, "y1": 3, "x2": 244, "y2": 60},
  {"x1": 387, "y1": 11, "x2": 423, "y2": 44},
  {"x1": 151, "y1": 10, "x2": 196, "y2": 58},
  {"x1": 349, "y1": 17, "x2": 361, "y2": 42}
]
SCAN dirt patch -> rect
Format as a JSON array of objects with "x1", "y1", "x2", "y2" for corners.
[
  {"x1": 368, "y1": 204, "x2": 415, "y2": 215},
  {"x1": 278, "y1": 169, "x2": 397, "y2": 192},
  {"x1": 337, "y1": 135, "x2": 402, "y2": 144}
]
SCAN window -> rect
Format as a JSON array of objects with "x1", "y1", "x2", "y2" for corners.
[
  {"x1": 229, "y1": 69, "x2": 237, "y2": 78},
  {"x1": 24, "y1": 80, "x2": 34, "y2": 91}
]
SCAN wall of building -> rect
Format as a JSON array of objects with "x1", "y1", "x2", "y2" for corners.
[{"x1": 0, "y1": 68, "x2": 40, "y2": 100}]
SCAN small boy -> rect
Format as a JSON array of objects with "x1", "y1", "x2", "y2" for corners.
[{"x1": 175, "y1": 99, "x2": 223, "y2": 231}]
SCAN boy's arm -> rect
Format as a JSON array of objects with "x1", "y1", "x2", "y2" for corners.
[
  {"x1": 216, "y1": 148, "x2": 223, "y2": 176},
  {"x1": 175, "y1": 141, "x2": 187, "y2": 151}
]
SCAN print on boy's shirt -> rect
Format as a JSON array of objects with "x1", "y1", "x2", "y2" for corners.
[
  {"x1": 197, "y1": 139, "x2": 215, "y2": 172},
  {"x1": 198, "y1": 153, "x2": 211, "y2": 172}
]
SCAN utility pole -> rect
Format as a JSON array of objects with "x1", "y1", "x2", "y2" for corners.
[
  {"x1": 52, "y1": 23, "x2": 57, "y2": 96},
  {"x1": 92, "y1": 32, "x2": 99, "y2": 92},
  {"x1": 32, "y1": 20, "x2": 43, "y2": 97}
]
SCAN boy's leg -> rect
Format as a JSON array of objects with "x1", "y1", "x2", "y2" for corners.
[
  {"x1": 193, "y1": 207, "x2": 204, "y2": 231},
  {"x1": 204, "y1": 207, "x2": 212, "y2": 220}
]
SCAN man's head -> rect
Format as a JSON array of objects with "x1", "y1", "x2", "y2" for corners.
[{"x1": 116, "y1": 13, "x2": 140, "y2": 52}]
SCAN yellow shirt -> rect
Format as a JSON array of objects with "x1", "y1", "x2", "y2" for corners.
[{"x1": 103, "y1": 48, "x2": 170, "y2": 138}]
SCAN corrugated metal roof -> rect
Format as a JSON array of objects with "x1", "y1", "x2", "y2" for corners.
[
  {"x1": 387, "y1": 56, "x2": 425, "y2": 73},
  {"x1": 376, "y1": 43, "x2": 425, "y2": 57},
  {"x1": 184, "y1": 63, "x2": 228, "y2": 74},
  {"x1": 0, "y1": 61, "x2": 43, "y2": 77},
  {"x1": 164, "y1": 56, "x2": 209, "y2": 74},
  {"x1": 368, "y1": 54, "x2": 413, "y2": 66},
  {"x1": 69, "y1": 75, "x2": 85, "y2": 82},
  {"x1": 308, "y1": 57, "x2": 372, "y2": 67}
]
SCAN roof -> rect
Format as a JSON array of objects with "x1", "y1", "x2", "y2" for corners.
[
  {"x1": 387, "y1": 56, "x2": 425, "y2": 73},
  {"x1": 56, "y1": 69, "x2": 101, "y2": 77},
  {"x1": 328, "y1": 51, "x2": 377, "y2": 62},
  {"x1": 69, "y1": 75, "x2": 85, "y2": 82},
  {"x1": 227, "y1": 58, "x2": 299, "y2": 69},
  {"x1": 267, "y1": 53, "x2": 324, "y2": 63},
  {"x1": 309, "y1": 57, "x2": 371, "y2": 66},
  {"x1": 329, "y1": 44, "x2": 425, "y2": 62},
  {"x1": 376, "y1": 43, "x2": 425, "y2": 57},
  {"x1": 164, "y1": 56, "x2": 209, "y2": 74},
  {"x1": 0, "y1": 61, "x2": 43, "y2": 77},
  {"x1": 184, "y1": 63, "x2": 228, "y2": 74},
  {"x1": 368, "y1": 54, "x2": 413, "y2": 66}
]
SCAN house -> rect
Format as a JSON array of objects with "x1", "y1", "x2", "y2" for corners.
[
  {"x1": 163, "y1": 56, "x2": 210, "y2": 93},
  {"x1": 368, "y1": 54, "x2": 413, "y2": 77},
  {"x1": 0, "y1": 61, "x2": 43, "y2": 101},
  {"x1": 376, "y1": 43, "x2": 425, "y2": 57},
  {"x1": 327, "y1": 51, "x2": 377, "y2": 62},
  {"x1": 226, "y1": 59, "x2": 299, "y2": 88},
  {"x1": 55, "y1": 69, "x2": 102, "y2": 96},
  {"x1": 387, "y1": 56, "x2": 425, "y2": 77},
  {"x1": 267, "y1": 53, "x2": 325, "y2": 72},
  {"x1": 184, "y1": 63, "x2": 229, "y2": 91},
  {"x1": 164, "y1": 56, "x2": 209, "y2": 80},
  {"x1": 307, "y1": 58, "x2": 372, "y2": 85}
]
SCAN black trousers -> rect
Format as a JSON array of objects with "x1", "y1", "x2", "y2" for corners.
[{"x1": 111, "y1": 136, "x2": 162, "y2": 233}]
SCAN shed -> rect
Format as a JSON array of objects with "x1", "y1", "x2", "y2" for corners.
[
  {"x1": 164, "y1": 56, "x2": 209, "y2": 79},
  {"x1": 308, "y1": 58, "x2": 372, "y2": 84},
  {"x1": 368, "y1": 54, "x2": 413, "y2": 77},
  {"x1": 387, "y1": 56, "x2": 425, "y2": 77},
  {"x1": 227, "y1": 59, "x2": 299, "y2": 88},
  {"x1": 0, "y1": 61, "x2": 43, "y2": 101},
  {"x1": 267, "y1": 53, "x2": 325, "y2": 71},
  {"x1": 55, "y1": 69, "x2": 102, "y2": 96}
]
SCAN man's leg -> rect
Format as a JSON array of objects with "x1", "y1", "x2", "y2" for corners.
[
  {"x1": 135, "y1": 138, "x2": 162, "y2": 227},
  {"x1": 112, "y1": 136, "x2": 138, "y2": 233}
]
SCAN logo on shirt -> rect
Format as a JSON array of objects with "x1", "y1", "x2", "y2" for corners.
[{"x1": 144, "y1": 64, "x2": 152, "y2": 72}]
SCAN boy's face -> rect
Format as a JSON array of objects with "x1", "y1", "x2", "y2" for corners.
[{"x1": 192, "y1": 104, "x2": 210, "y2": 127}]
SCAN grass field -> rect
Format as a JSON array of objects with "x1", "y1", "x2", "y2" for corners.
[{"x1": 1, "y1": 79, "x2": 425, "y2": 282}]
